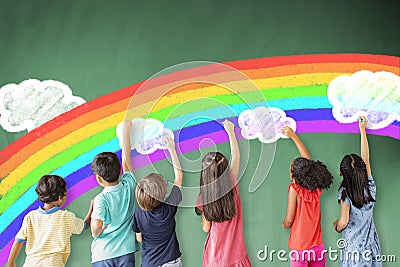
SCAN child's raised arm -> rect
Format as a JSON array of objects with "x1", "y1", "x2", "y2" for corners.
[
  {"x1": 282, "y1": 126, "x2": 311, "y2": 160},
  {"x1": 223, "y1": 120, "x2": 240, "y2": 176},
  {"x1": 359, "y1": 116, "x2": 371, "y2": 176},
  {"x1": 164, "y1": 137, "x2": 183, "y2": 187},
  {"x1": 122, "y1": 121, "x2": 133, "y2": 172}
]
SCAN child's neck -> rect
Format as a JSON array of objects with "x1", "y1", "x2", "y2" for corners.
[
  {"x1": 103, "y1": 181, "x2": 119, "y2": 187},
  {"x1": 43, "y1": 202, "x2": 61, "y2": 210}
]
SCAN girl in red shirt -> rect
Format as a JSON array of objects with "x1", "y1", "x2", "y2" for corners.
[{"x1": 281, "y1": 126, "x2": 333, "y2": 267}]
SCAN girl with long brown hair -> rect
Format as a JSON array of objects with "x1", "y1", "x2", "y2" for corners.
[{"x1": 195, "y1": 119, "x2": 251, "y2": 267}]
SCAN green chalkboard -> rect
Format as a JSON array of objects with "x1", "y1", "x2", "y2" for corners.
[{"x1": 1, "y1": 0, "x2": 399, "y2": 266}]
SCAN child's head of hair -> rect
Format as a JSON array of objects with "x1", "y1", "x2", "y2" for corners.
[
  {"x1": 290, "y1": 157, "x2": 333, "y2": 191},
  {"x1": 91, "y1": 152, "x2": 121, "y2": 183},
  {"x1": 136, "y1": 173, "x2": 167, "y2": 211},
  {"x1": 200, "y1": 152, "x2": 236, "y2": 223},
  {"x1": 35, "y1": 175, "x2": 67, "y2": 203},
  {"x1": 339, "y1": 154, "x2": 375, "y2": 208}
]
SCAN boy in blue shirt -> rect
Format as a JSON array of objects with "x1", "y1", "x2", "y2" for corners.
[
  {"x1": 133, "y1": 136, "x2": 183, "y2": 267},
  {"x1": 90, "y1": 121, "x2": 138, "y2": 266}
]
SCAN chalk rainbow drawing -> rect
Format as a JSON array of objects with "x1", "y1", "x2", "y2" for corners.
[{"x1": 0, "y1": 54, "x2": 399, "y2": 265}]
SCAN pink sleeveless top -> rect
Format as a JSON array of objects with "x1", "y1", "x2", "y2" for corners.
[{"x1": 198, "y1": 174, "x2": 251, "y2": 267}]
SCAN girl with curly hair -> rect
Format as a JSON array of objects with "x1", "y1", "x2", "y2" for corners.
[
  {"x1": 281, "y1": 126, "x2": 333, "y2": 267},
  {"x1": 333, "y1": 116, "x2": 381, "y2": 267}
]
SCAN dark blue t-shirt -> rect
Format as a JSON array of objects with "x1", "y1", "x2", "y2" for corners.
[{"x1": 133, "y1": 186, "x2": 182, "y2": 267}]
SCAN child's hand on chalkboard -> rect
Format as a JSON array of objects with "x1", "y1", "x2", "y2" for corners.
[
  {"x1": 358, "y1": 116, "x2": 368, "y2": 132},
  {"x1": 223, "y1": 119, "x2": 235, "y2": 134},
  {"x1": 281, "y1": 126, "x2": 296, "y2": 139},
  {"x1": 163, "y1": 136, "x2": 175, "y2": 152}
]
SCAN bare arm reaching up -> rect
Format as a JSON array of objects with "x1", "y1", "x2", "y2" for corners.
[
  {"x1": 223, "y1": 120, "x2": 240, "y2": 176},
  {"x1": 282, "y1": 126, "x2": 311, "y2": 160},
  {"x1": 164, "y1": 137, "x2": 183, "y2": 187},
  {"x1": 122, "y1": 120, "x2": 133, "y2": 172},
  {"x1": 359, "y1": 116, "x2": 371, "y2": 176}
]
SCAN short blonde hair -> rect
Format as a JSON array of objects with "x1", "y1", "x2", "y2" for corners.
[{"x1": 136, "y1": 173, "x2": 167, "y2": 211}]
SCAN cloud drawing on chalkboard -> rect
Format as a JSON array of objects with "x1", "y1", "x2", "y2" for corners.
[
  {"x1": 328, "y1": 70, "x2": 400, "y2": 129},
  {"x1": 0, "y1": 79, "x2": 86, "y2": 132},
  {"x1": 116, "y1": 118, "x2": 174, "y2": 155},
  {"x1": 238, "y1": 107, "x2": 296, "y2": 143}
]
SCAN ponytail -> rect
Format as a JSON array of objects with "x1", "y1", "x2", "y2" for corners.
[
  {"x1": 339, "y1": 154, "x2": 375, "y2": 209},
  {"x1": 198, "y1": 152, "x2": 236, "y2": 222}
]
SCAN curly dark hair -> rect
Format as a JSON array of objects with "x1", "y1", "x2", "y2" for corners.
[
  {"x1": 91, "y1": 152, "x2": 121, "y2": 183},
  {"x1": 291, "y1": 157, "x2": 333, "y2": 191},
  {"x1": 339, "y1": 154, "x2": 375, "y2": 209},
  {"x1": 35, "y1": 175, "x2": 67, "y2": 203}
]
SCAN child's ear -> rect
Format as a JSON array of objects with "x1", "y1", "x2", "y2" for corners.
[{"x1": 95, "y1": 174, "x2": 102, "y2": 182}]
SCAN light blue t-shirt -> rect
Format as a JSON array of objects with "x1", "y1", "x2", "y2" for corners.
[{"x1": 91, "y1": 172, "x2": 139, "y2": 263}]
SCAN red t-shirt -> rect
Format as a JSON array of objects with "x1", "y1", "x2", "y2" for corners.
[{"x1": 288, "y1": 183, "x2": 323, "y2": 250}]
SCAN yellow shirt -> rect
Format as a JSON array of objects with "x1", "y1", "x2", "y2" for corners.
[{"x1": 16, "y1": 206, "x2": 85, "y2": 267}]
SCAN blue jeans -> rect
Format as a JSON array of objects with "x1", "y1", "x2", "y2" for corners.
[
  {"x1": 159, "y1": 257, "x2": 182, "y2": 267},
  {"x1": 92, "y1": 252, "x2": 135, "y2": 267}
]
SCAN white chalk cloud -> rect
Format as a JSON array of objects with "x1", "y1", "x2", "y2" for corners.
[
  {"x1": 0, "y1": 79, "x2": 86, "y2": 132},
  {"x1": 238, "y1": 107, "x2": 296, "y2": 143},
  {"x1": 328, "y1": 70, "x2": 400, "y2": 129},
  {"x1": 116, "y1": 118, "x2": 174, "y2": 155}
]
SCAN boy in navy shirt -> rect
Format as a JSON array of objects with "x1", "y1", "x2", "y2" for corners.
[{"x1": 133, "y1": 137, "x2": 183, "y2": 267}]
